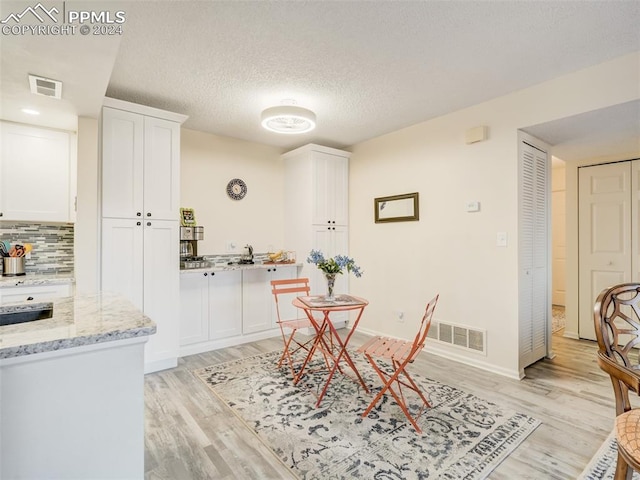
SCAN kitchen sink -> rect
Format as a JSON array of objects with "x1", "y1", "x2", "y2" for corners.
[{"x1": 0, "y1": 302, "x2": 53, "y2": 326}]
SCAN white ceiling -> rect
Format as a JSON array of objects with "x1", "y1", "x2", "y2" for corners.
[{"x1": 1, "y1": 0, "x2": 639, "y2": 156}]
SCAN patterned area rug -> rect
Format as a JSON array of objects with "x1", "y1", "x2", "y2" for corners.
[
  {"x1": 579, "y1": 430, "x2": 640, "y2": 479},
  {"x1": 194, "y1": 350, "x2": 540, "y2": 480}
]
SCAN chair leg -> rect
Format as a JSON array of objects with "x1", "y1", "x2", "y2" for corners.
[
  {"x1": 361, "y1": 354, "x2": 395, "y2": 417},
  {"x1": 361, "y1": 356, "x2": 430, "y2": 433},
  {"x1": 614, "y1": 450, "x2": 632, "y2": 480}
]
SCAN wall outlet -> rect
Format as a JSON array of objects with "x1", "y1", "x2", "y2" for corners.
[
  {"x1": 465, "y1": 201, "x2": 480, "y2": 212},
  {"x1": 496, "y1": 232, "x2": 508, "y2": 247},
  {"x1": 396, "y1": 311, "x2": 404, "y2": 322},
  {"x1": 226, "y1": 241, "x2": 236, "y2": 252}
]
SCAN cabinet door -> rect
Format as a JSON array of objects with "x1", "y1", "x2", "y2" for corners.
[
  {"x1": 102, "y1": 108, "x2": 144, "y2": 219},
  {"x1": 0, "y1": 122, "x2": 72, "y2": 222},
  {"x1": 143, "y1": 220, "x2": 180, "y2": 367},
  {"x1": 101, "y1": 218, "x2": 144, "y2": 310},
  {"x1": 209, "y1": 270, "x2": 242, "y2": 339},
  {"x1": 242, "y1": 268, "x2": 272, "y2": 334},
  {"x1": 143, "y1": 117, "x2": 180, "y2": 220},
  {"x1": 311, "y1": 150, "x2": 349, "y2": 225},
  {"x1": 268, "y1": 266, "x2": 299, "y2": 328},
  {"x1": 179, "y1": 273, "x2": 209, "y2": 346},
  {"x1": 311, "y1": 225, "x2": 349, "y2": 297}
]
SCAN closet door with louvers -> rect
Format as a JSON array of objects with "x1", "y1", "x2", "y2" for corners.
[{"x1": 519, "y1": 140, "x2": 550, "y2": 370}]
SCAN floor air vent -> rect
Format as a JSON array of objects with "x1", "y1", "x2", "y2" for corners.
[{"x1": 429, "y1": 321, "x2": 486, "y2": 355}]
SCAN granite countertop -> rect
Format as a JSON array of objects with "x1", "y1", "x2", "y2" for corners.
[
  {"x1": 0, "y1": 292, "x2": 156, "y2": 359},
  {"x1": 180, "y1": 262, "x2": 302, "y2": 274},
  {"x1": 0, "y1": 272, "x2": 75, "y2": 288}
]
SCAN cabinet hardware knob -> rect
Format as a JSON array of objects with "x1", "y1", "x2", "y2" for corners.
[
  {"x1": 147, "y1": 222, "x2": 151, "y2": 226},
  {"x1": 136, "y1": 212, "x2": 141, "y2": 216},
  {"x1": 212, "y1": 272, "x2": 215, "y2": 276},
  {"x1": 204, "y1": 272, "x2": 208, "y2": 276},
  {"x1": 147, "y1": 212, "x2": 151, "y2": 217},
  {"x1": 0, "y1": 212, "x2": 3, "y2": 217},
  {"x1": 332, "y1": 221, "x2": 336, "y2": 224},
  {"x1": 136, "y1": 222, "x2": 141, "y2": 226},
  {"x1": 27, "y1": 296, "x2": 33, "y2": 301}
]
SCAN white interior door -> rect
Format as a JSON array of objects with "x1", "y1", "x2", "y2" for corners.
[{"x1": 578, "y1": 162, "x2": 632, "y2": 340}]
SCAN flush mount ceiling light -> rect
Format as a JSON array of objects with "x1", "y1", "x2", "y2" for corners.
[{"x1": 261, "y1": 104, "x2": 316, "y2": 134}]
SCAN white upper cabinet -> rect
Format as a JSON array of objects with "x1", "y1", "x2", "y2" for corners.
[
  {"x1": 101, "y1": 108, "x2": 144, "y2": 219},
  {"x1": 101, "y1": 101, "x2": 183, "y2": 221},
  {"x1": 0, "y1": 122, "x2": 76, "y2": 223},
  {"x1": 311, "y1": 149, "x2": 349, "y2": 226},
  {"x1": 143, "y1": 117, "x2": 180, "y2": 221}
]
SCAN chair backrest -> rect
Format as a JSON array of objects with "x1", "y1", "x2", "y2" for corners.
[
  {"x1": 407, "y1": 294, "x2": 439, "y2": 362},
  {"x1": 271, "y1": 278, "x2": 311, "y2": 323},
  {"x1": 594, "y1": 283, "x2": 640, "y2": 414}
]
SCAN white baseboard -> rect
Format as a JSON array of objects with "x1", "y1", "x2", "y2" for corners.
[
  {"x1": 179, "y1": 328, "x2": 282, "y2": 358},
  {"x1": 144, "y1": 357, "x2": 178, "y2": 374},
  {"x1": 355, "y1": 327, "x2": 522, "y2": 380}
]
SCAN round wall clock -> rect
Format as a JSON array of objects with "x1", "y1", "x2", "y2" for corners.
[{"x1": 226, "y1": 178, "x2": 247, "y2": 200}]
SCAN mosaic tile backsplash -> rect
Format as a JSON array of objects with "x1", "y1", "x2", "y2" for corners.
[{"x1": 0, "y1": 222, "x2": 74, "y2": 275}]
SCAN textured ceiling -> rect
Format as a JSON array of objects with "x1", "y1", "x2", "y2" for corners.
[
  {"x1": 1, "y1": 1, "x2": 639, "y2": 156},
  {"x1": 105, "y1": 1, "x2": 640, "y2": 151}
]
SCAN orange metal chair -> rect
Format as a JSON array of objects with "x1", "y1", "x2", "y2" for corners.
[
  {"x1": 594, "y1": 283, "x2": 640, "y2": 479},
  {"x1": 271, "y1": 278, "x2": 319, "y2": 378},
  {"x1": 358, "y1": 294, "x2": 439, "y2": 433}
]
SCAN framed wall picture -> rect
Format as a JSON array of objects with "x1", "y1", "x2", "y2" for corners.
[
  {"x1": 374, "y1": 192, "x2": 419, "y2": 223},
  {"x1": 180, "y1": 207, "x2": 196, "y2": 226}
]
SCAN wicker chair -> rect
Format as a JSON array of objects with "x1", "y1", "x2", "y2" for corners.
[{"x1": 594, "y1": 283, "x2": 640, "y2": 480}]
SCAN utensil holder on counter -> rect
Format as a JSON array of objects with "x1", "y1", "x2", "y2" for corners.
[{"x1": 3, "y1": 257, "x2": 26, "y2": 276}]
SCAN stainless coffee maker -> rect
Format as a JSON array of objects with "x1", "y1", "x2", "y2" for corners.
[{"x1": 180, "y1": 226, "x2": 205, "y2": 268}]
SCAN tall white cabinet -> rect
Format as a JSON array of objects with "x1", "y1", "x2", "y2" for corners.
[
  {"x1": 283, "y1": 144, "x2": 351, "y2": 321},
  {"x1": 100, "y1": 98, "x2": 187, "y2": 373}
]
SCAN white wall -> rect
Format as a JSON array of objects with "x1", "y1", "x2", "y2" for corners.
[
  {"x1": 74, "y1": 117, "x2": 99, "y2": 293},
  {"x1": 552, "y1": 163, "x2": 566, "y2": 306},
  {"x1": 349, "y1": 52, "x2": 640, "y2": 378},
  {"x1": 180, "y1": 129, "x2": 285, "y2": 255}
]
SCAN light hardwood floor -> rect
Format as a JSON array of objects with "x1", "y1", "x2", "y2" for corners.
[{"x1": 144, "y1": 330, "x2": 620, "y2": 479}]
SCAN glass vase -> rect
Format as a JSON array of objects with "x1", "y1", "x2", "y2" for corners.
[{"x1": 325, "y1": 273, "x2": 336, "y2": 301}]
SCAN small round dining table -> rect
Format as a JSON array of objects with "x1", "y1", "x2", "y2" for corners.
[{"x1": 292, "y1": 295, "x2": 370, "y2": 408}]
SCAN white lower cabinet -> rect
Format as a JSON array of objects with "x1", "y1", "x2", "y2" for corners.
[
  {"x1": 179, "y1": 266, "x2": 298, "y2": 356},
  {"x1": 0, "y1": 283, "x2": 73, "y2": 303},
  {"x1": 179, "y1": 270, "x2": 242, "y2": 347},
  {"x1": 242, "y1": 265, "x2": 297, "y2": 334}
]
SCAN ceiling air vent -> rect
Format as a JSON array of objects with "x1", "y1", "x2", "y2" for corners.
[{"x1": 28, "y1": 74, "x2": 62, "y2": 99}]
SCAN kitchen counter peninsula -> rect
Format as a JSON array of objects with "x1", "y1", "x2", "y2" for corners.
[
  {"x1": 0, "y1": 292, "x2": 155, "y2": 479},
  {"x1": 0, "y1": 292, "x2": 156, "y2": 358}
]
